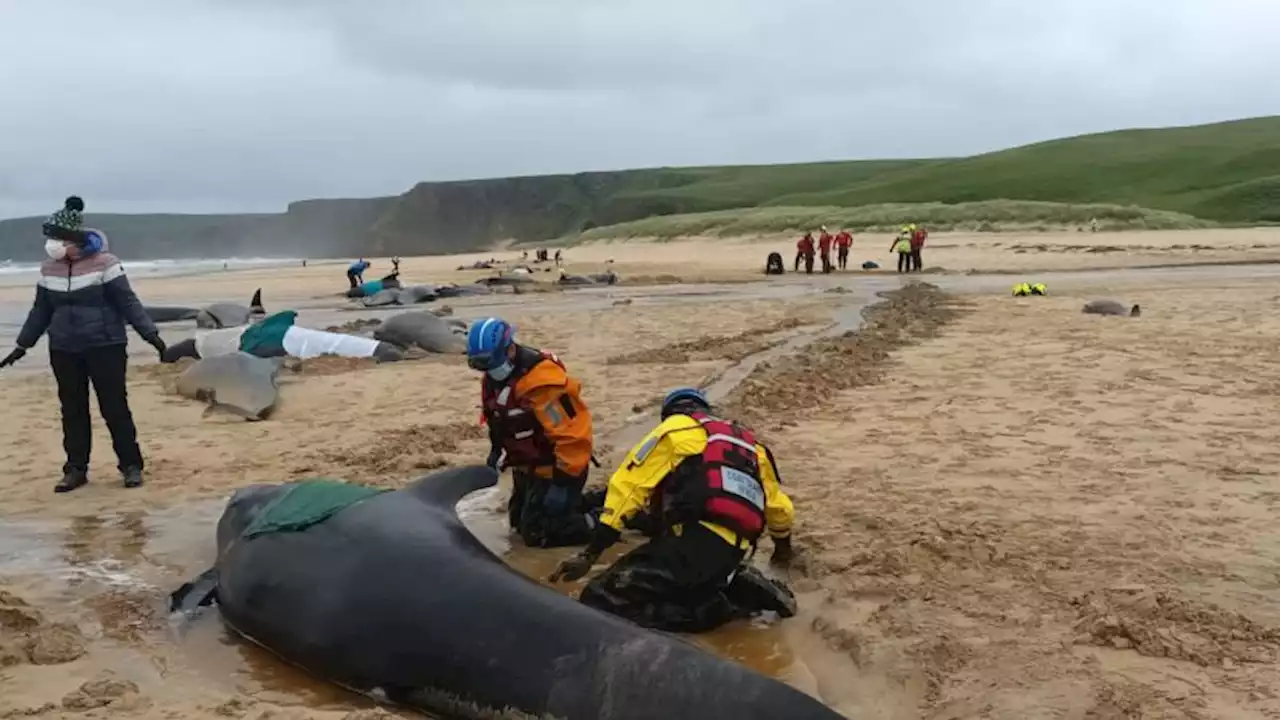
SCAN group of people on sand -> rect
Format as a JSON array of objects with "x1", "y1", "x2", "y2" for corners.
[
  {"x1": 467, "y1": 317, "x2": 797, "y2": 633},
  {"x1": 890, "y1": 223, "x2": 929, "y2": 273},
  {"x1": 794, "y1": 226, "x2": 854, "y2": 274},
  {"x1": 790, "y1": 223, "x2": 930, "y2": 275}
]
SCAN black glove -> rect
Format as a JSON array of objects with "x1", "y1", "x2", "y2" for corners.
[
  {"x1": 0, "y1": 348, "x2": 26, "y2": 369},
  {"x1": 770, "y1": 536, "x2": 794, "y2": 568},
  {"x1": 147, "y1": 336, "x2": 166, "y2": 358},
  {"x1": 485, "y1": 446, "x2": 504, "y2": 471},
  {"x1": 549, "y1": 522, "x2": 620, "y2": 582},
  {"x1": 549, "y1": 550, "x2": 598, "y2": 583}
]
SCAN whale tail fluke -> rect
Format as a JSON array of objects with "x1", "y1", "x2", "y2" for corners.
[{"x1": 404, "y1": 465, "x2": 499, "y2": 512}]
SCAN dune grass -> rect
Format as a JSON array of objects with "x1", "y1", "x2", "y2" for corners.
[{"x1": 569, "y1": 200, "x2": 1215, "y2": 243}]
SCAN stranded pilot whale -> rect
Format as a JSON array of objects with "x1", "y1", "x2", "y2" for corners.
[
  {"x1": 171, "y1": 466, "x2": 845, "y2": 720},
  {"x1": 145, "y1": 289, "x2": 266, "y2": 327}
]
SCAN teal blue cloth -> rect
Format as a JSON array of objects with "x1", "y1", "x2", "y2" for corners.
[
  {"x1": 359, "y1": 280, "x2": 384, "y2": 295},
  {"x1": 243, "y1": 478, "x2": 388, "y2": 539},
  {"x1": 237, "y1": 310, "x2": 297, "y2": 357}
]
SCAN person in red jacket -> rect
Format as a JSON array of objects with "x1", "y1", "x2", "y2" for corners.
[
  {"x1": 834, "y1": 229, "x2": 853, "y2": 270},
  {"x1": 794, "y1": 233, "x2": 816, "y2": 274},
  {"x1": 817, "y1": 226, "x2": 834, "y2": 274},
  {"x1": 910, "y1": 226, "x2": 928, "y2": 272}
]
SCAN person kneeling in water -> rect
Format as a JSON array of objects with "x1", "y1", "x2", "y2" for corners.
[
  {"x1": 469, "y1": 317, "x2": 597, "y2": 548},
  {"x1": 552, "y1": 387, "x2": 796, "y2": 633}
]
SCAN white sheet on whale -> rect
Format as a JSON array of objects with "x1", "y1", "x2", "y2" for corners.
[{"x1": 282, "y1": 326, "x2": 380, "y2": 359}]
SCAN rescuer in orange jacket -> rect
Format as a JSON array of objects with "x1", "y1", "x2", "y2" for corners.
[
  {"x1": 468, "y1": 317, "x2": 596, "y2": 548},
  {"x1": 795, "y1": 233, "x2": 816, "y2": 274},
  {"x1": 817, "y1": 226, "x2": 834, "y2": 274},
  {"x1": 834, "y1": 229, "x2": 853, "y2": 270}
]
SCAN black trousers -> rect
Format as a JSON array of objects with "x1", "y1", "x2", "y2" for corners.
[
  {"x1": 508, "y1": 468, "x2": 594, "y2": 548},
  {"x1": 837, "y1": 247, "x2": 849, "y2": 270},
  {"x1": 579, "y1": 523, "x2": 796, "y2": 633},
  {"x1": 347, "y1": 270, "x2": 360, "y2": 288},
  {"x1": 50, "y1": 345, "x2": 143, "y2": 474},
  {"x1": 820, "y1": 252, "x2": 832, "y2": 274},
  {"x1": 897, "y1": 252, "x2": 911, "y2": 273},
  {"x1": 910, "y1": 248, "x2": 923, "y2": 271}
]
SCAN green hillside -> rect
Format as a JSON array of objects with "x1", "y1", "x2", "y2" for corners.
[
  {"x1": 604, "y1": 116, "x2": 1280, "y2": 225},
  {"x1": 2, "y1": 115, "x2": 1276, "y2": 260}
]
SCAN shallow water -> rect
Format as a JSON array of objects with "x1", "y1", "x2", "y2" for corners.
[{"x1": 0, "y1": 487, "x2": 836, "y2": 712}]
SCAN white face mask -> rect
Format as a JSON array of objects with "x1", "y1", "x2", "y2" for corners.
[
  {"x1": 45, "y1": 240, "x2": 68, "y2": 260},
  {"x1": 487, "y1": 361, "x2": 514, "y2": 382}
]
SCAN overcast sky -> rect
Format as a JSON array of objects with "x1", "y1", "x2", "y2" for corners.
[{"x1": 2, "y1": 0, "x2": 1278, "y2": 218}]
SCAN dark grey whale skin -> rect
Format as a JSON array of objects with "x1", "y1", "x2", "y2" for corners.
[{"x1": 187, "y1": 467, "x2": 847, "y2": 720}]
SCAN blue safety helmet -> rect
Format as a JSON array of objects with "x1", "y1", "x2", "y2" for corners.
[
  {"x1": 467, "y1": 317, "x2": 515, "y2": 371},
  {"x1": 661, "y1": 387, "x2": 709, "y2": 418}
]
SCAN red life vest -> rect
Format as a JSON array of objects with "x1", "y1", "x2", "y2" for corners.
[
  {"x1": 481, "y1": 352, "x2": 564, "y2": 467},
  {"x1": 667, "y1": 413, "x2": 767, "y2": 543}
]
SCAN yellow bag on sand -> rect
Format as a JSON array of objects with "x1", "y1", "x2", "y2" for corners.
[{"x1": 1011, "y1": 282, "x2": 1047, "y2": 297}]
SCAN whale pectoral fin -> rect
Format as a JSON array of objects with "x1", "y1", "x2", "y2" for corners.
[
  {"x1": 170, "y1": 567, "x2": 219, "y2": 614},
  {"x1": 404, "y1": 465, "x2": 500, "y2": 511}
]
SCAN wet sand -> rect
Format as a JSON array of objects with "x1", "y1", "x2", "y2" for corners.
[{"x1": 2, "y1": 232, "x2": 1280, "y2": 718}]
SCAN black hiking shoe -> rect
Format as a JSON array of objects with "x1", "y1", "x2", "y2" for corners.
[
  {"x1": 122, "y1": 466, "x2": 144, "y2": 489},
  {"x1": 55, "y1": 469, "x2": 89, "y2": 494},
  {"x1": 727, "y1": 565, "x2": 798, "y2": 619}
]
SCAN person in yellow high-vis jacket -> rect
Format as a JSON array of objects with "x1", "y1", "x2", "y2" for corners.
[{"x1": 551, "y1": 388, "x2": 796, "y2": 633}]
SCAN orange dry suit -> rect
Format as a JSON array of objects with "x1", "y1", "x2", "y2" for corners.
[{"x1": 481, "y1": 345, "x2": 595, "y2": 547}]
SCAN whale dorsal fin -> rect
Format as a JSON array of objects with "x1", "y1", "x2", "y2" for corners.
[
  {"x1": 404, "y1": 466, "x2": 499, "y2": 512},
  {"x1": 250, "y1": 288, "x2": 264, "y2": 315}
]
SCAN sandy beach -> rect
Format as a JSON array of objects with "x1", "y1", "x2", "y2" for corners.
[{"x1": 3, "y1": 227, "x2": 1280, "y2": 719}]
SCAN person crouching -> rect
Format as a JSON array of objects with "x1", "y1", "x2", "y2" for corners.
[
  {"x1": 467, "y1": 317, "x2": 597, "y2": 548},
  {"x1": 551, "y1": 387, "x2": 797, "y2": 633}
]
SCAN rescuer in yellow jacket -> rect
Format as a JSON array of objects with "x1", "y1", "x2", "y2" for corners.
[{"x1": 551, "y1": 387, "x2": 797, "y2": 633}]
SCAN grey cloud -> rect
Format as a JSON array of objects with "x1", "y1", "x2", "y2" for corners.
[{"x1": 1, "y1": 0, "x2": 1278, "y2": 217}]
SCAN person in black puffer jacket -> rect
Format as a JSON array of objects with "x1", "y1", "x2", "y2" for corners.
[{"x1": 0, "y1": 228, "x2": 166, "y2": 493}]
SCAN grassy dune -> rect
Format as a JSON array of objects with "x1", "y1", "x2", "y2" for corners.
[
  {"x1": 606, "y1": 116, "x2": 1280, "y2": 225},
  {"x1": 571, "y1": 200, "x2": 1216, "y2": 242}
]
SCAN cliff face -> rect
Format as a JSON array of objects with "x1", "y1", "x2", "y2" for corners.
[
  {"x1": 268, "y1": 197, "x2": 397, "y2": 257},
  {"x1": 0, "y1": 198, "x2": 393, "y2": 262},
  {"x1": 362, "y1": 170, "x2": 706, "y2": 256},
  {"x1": 0, "y1": 170, "x2": 703, "y2": 260}
]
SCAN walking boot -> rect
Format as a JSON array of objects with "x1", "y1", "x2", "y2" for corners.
[
  {"x1": 55, "y1": 468, "x2": 89, "y2": 493},
  {"x1": 122, "y1": 466, "x2": 144, "y2": 489}
]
